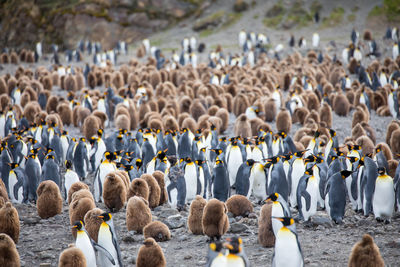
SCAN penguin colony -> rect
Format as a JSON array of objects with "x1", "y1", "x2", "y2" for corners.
[{"x1": 0, "y1": 26, "x2": 399, "y2": 266}]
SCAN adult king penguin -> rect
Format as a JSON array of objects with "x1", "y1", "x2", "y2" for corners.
[{"x1": 98, "y1": 213, "x2": 123, "y2": 266}]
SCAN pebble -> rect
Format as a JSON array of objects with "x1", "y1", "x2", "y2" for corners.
[{"x1": 311, "y1": 217, "x2": 333, "y2": 228}]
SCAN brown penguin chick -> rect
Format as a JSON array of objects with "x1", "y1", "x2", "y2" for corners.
[
  {"x1": 67, "y1": 182, "x2": 90, "y2": 205},
  {"x1": 304, "y1": 110, "x2": 320, "y2": 124},
  {"x1": 58, "y1": 244, "x2": 87, "y2": 267},
  {"x1": 276, "y1": 109, "x2": 292, "y2": 133},
  {"x1": 150, "y1": 71, "x2": 162, "y2": 89},
  {"x1": 292, "y1": 107, "x2": 310, "y2": 125},
  {"x1": 295, "y1": 141, "x2": 305, "y2": 151},
  {"x1": 23, "y1": 101, "x2": 41, "y2": 123},
  {"x1": 208, "y1": 105, "x2": 219, "y2": 116},
  {"x1": 234, "y1": 114, "x2": 252, "y2": 138},
  {"x1": 188, "y1": 195, "x2": 207, "y2": 235},
  {"x1": 226, "y1": 195, "x2": 254, "y2": 217},
  {"x1": 348, "y1": 58, "x2": 359, "y2": 74},
  {"x1": 137, "y1": 238, "x2": 166, "y2": 267},
  {"x1": 388, "y1": 159, "x2": 398, "y2": 177},
  {"x1": 91, "y1": 110, "x2": 107, "y2": 128},
  {"x1": 263, "y1": 98, "x2": 277, "y2": 122},
  {"x1": 258, "y1": 200, "x2": 275, "y2": 247},
  {"x1": 103, "y1": 172, "x2": 127, "y2": 212},
  {"x1": 82, "y1": 115, "x2": 101, "y2": 140},
  {"x1": 57, "y1": 103, "x2": 73, "y2": 126},
  {"x1": 26, "y1": 51, "x2": 34, "y2": 63},
  {"x1": 115, "y1": 114, "x2": 131, "y2": 130},
  {"x1": 65, "y1": 74, "x2": 77, "y2": 91},
  {"x1": 136, "y1": 44, "x2": 146, "y2": 58},
  {"x1": 352, "y1": 123, "x2": 367, "y2": 141},
  {"x1": 152, "y1": 171, "x2": 168, "y2": 205},
  {"x1": 189, "y1": 100, "x2": 206, "y2": 121},
  {"x1": 127, "y1": 178, "x2": 150, "y2": 201},
  {"x1": 299, "y1": 136, "x2": 313, "y2": 148},
  {"x1": 215, "y1": 108, "x2": 229, "y2": 133},
  {"x1": 0, "y1": 78, "x2": 7, "y2": 95},
  {"x1": 352, "y1": 107, "x2": 368, "y2": 128},
  {"x1": 319, "y1": 102, "x2": 332, "y2": 128},
  {"x1": 148, "y1": 118, "x2": 164, "y2": 132},
  {"x1": 385, "y1": 120, "x2": 400, "y2": 145},
  {"x1": 0, "y1": 202, "x2": 19, "y2": 244},
  {"x1": 0, "y1": 179, "x2": 8, "y2": 202},
  {"x1": 0, "y1": 233, "x2": 20, "y2": 267},
  {"x1": 115, "y1": 170, "x2": 130, "y2": 191},
  {"x1": 42, "y1": 75, "x2": 53, "y2": 91},
  {"x1": 356, "y1": 136, "x2": 375, "y2": 156},
  {"x1": 233, "y1": 93, "x2": 250, "y2": 116},
  {"x1": 348, "y1": 234, "x2": 384, "y2": 267},
  {"x1": 77, "y1": 107, "x2": 91, "y2": 127},
  {"x1": 182, "y1": 117, "x2": 197, "y2": 133},
  {"x1": 178, "y1": 113, "x2": 190, "y2": 128},
  {"x1": 36, "y1": 180, "x2": 63, "y2": 219},
  {"x1": 10, "y1": 52, "x2": 18, "y2": 64},
  {"x1": 141, "y1": 174, "x2": 161, "y2": 209},
  {"x1": 143, "y1": 221, "x2": 171, "y2": 242},
  {"x1": 333, "y1": 93, "x2": 350, "y2": 116},
  {"x1": 7, "y1": 76, "x2": 17, "y2": 93},
  {"x1": 69, "y1": 197, "x2": 95, "y2": 238},
  {"x1": 83, "y1": 208, "x2": 104, "y2": 242},
  {"x1": 202, "y1": 198, "x2": 229, "y2": 240},
  {"x1": 126, "y1": 196, "x2": 152, "y2": 233},
  {"x1": 306, "y1": 92, "x2": 320, "y2": 111},
  {"x1": 375, "y1": 143, "x2": 393, "y2": 161},
  {"x1": 390, "y1": 129, "x2": 400, "y2": 156},
  {"x1": 0, "y1": 94, "x2": 10, "y2": 112},
  {"x1": 0, "y1": 197, "x2": 4, "y2": 208},
  {"x1": 87, "y1": 72, "x2": 97, "y2": 89}
]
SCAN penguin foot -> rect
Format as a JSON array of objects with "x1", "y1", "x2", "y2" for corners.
[
  {"x1": 376, "y1": 217, "x2": 383, "y2": 222},
  {"x1": 384, "y1": 219, "x2": 390, "y2": 224}
]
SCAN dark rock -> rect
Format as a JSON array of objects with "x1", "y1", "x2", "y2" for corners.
[
  {"x1": 184, "y1": 255, "x2": 192, "y2": 260},
  {"x1": 229, "y1": 222, "x2": 249, "y2": 233},
  {"x1": 23, "y1": 217, "x2": 40, "y2": 225},
  {"x1": 158, "y1": 208, "x2": 179, "y2": 219},
  {"x1": 248, "y1": 212, "x2": 257, "y2": 219},
  {"x1": 311, "y1": 217, "x2": 333, "y2": 228},
  {"x1": 233, "y1": 0, "x2": 249, "y2": 12},
  {"x1": 122, "y1": 235, "x2": 135, "y2": 243},
  {"x1": 164, "y1": 214, "x2": 185, "y2": 229}
]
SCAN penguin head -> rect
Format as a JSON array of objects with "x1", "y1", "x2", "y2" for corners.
[
  {"x1": 65, "y1": 160, "x2": 73, "y2": 169},
  {"x1": 304, "y1": 155, "x2": 316, "y2": 163},
  {"x1": 377, "y1": 167, "x2": 386, "y2": 176},
  {"x1": 304, "y1": 167, "x2": 313, "y2": 176},
  {"x1": 195, "y1": 160, "x2": 204, "y2": 165},
  {"x1": 375, "y1": 147, "x2": 381, "y2": 154},
  {"x1": 209, "y1": 241, "x2": 223, "y2": 252},
  {"x1": 313, "y1": 130, "x2": 320, "y2": 138},
  {"x1": 135, "y1": 158, "x2": 143, "y2": 168},
  {"x1": 211, "y1": 148, "x2": 222, "y2": 155},
  {"x1": 340, "y1": 170, "x2": 353, "y2": 179},
  {"x1": 266, "y1": 192, "x2": 279, "y2": 202},
  {"x1": 210, "y1": 124, "x2": 216, "y2": 131},
  {"x1": 8, "y1": 163, "x2": 19, "y2": 169},
  {"x1": 246, "y1": 159, "x2": 255, "y2": 166},
  {"x1": 266, "y1": 156, "x2": 280, "y2": 164},
  {"x1": 294, "y1": 150, "x2": 306, "y2": 158},
  {"x1": 200, "y1": 147, "x2": 206, "y2": 153},
  {"x1": 185, "y1": 157, "x2": 192, "y2": 163},
  {"x1": 104, "y1": 151, "x2": 114, "y2": 161},
  {"x1": 98, "y1": 212, "x2": 112, "y2": 222},
  {"x1": 215, "y1": 159, "x2": 224, "y2": 165},
  {"x1": 72, "y1": 221, "x2": 84, "y2": 231},
  {"x1": 124, "y1": 164, "x2": 134, "y2": 171},
  {"x1": 224, "y1": 237, "x2": 243, "y2": 254},
  {"x1": 97, "y1": 129, "x2": 103, "y2": 137},
  {"x1": 347, "y1": 156, "x2": 359, "y2": 163},
  {"x1": 278, "y1": 131, "x2": 287, "y2": 138},
  {"x1": 273, "y1": 217, "x2": 295, "y2": 227},
  {"x1": 117, "y1": 134, "x2": 123, "y2": 141},
  {"x1": 79, "y1": 137, "x2": 86, "y2": 143},
  {"x1": 46, "y1": 154, "x2": 55, "y2": 160},
  {"x1": 281, "y1": 154, "x2": 293, "y2": 161}
]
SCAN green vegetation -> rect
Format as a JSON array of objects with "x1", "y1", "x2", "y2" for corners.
[
  {"x1": 197, "y1": 11, "x2": 242, "y2": 37},
  {"x1": 222, "y1": 12, "x2": 243, "y2": 28},
  {"x1": 368, "y1": 0, "x2": 400, "y2": 21},
  {"x1": 310, "y1": 0, "x2": 322, "y2": 13},
  {"x1": 199, "y1": 28, "x2": 214, "y2": 38},
  {"x1": 264, "y1": 0, "x2": 285, "y2": 28},
  {"x1": 253, "y1": 14, "x2": 259, "y2": 19},
  {"x1": 348, "y1": 13, "x2": 356, "y2": 22},
  {"x1": 321, "y1": 6, "x2": 344, "y2": 28},
  {"x1": 351, "y1": 6, "x2": 359, "y2": 12},
  {"x1": 263, "y1": 14, "x2": 283, "y2": 27},
  {"x1": 287, "y1": 0, "x2": 313, "y2": 28}
]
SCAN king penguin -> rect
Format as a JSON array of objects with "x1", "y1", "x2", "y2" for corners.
[
  {"x1": 24, "y1": 152, "x2": 41, "y2": 203},
  {"x1": 7, "y1": 162, "x2": 25, "y2": 203},
  {"x1": 41, "y1": 154, "x2": 61, "y2": 189},
  {"x1": 211, "y1": 159, "x2": 230, "y2": 202},
  {"x1": 226, "y1": 139, "x2": 244, "y2": 188},
  {"x1": 266, "y1": 193, "x2": 291, "y2": 236},
  {"x1": 97, "y1": 213, "x2": 123, "y2": 266},
  {"x1": 288, "y1": 150, "x2": 306, "y2": 208},
  {"x1": 183, "y1": 157, "x2": 199, "y2": 203},
  {"x1": 73, "y1": 221, "x2": 115, "y2": 267},
  {"x1": 73, "y1": 138, "x2": 89, "y2": 180},
  {"x1": 94, "y1": 151, "x2": 117, "y2": 202},
  {"x1": 373, "y1": 167, "x2": 395, "y2": 223},
  {"x1": 296, "y1": 167, "x2": 319, "y2": 221},
  {"x1": 361, "y1": 156, "x2": 378, "y2": 216},
  {"x1": 272, "y1": 217, "x2": 303, "y2": 267},
  {"x1": 64, "y1": 160, "x2": 80, "y2": 201},
  {"x1": 224, "y1": 237, "x2": 250, "y2": 267},
  {"x1": 206, "y1": 241, "x2": 226, "y2": 267},
  {"x1": 325, "y1": 170, "x2": 353, "y2": 224},
  {"x1": 235, "y1": 159, "x2": 255, "y2": 198}
]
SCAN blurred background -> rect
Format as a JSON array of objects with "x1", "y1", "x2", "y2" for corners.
[{"x1": 0, "y1": 0, "x2": 399, "y2": 51}]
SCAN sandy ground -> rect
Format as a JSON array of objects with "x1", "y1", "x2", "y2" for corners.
[{"x1": 2, "y1": 0, "x2": 400, "y2": 266}]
